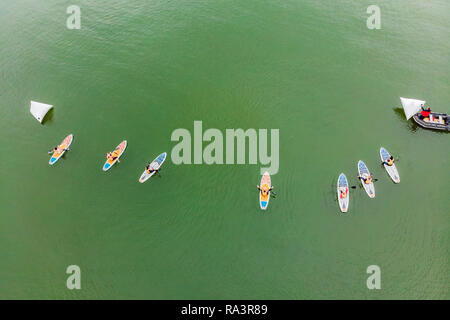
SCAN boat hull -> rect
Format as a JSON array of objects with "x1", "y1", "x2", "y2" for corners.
[{"x1": 412, "y1": 112, "x2": 450, "y2": 131}]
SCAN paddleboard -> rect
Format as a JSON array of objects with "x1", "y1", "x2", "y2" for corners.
[
  {"x1": 358, "y1": 160, "x2": 375, "y2": 198},
  {"x1": 103, "y1": 140, "x2": 127, "y2": 171},
  {"x1": 139, "y1": 152, "x2": 167, "y2": 183},
  {"x1": 337, "y1": 173, "x2": 349, "y2": 212},
  {"x1": 49, "y1": 134, "x2": 73, "y2": 165},
  {"x1": 380, "y1": 147, "x2": 400, "y2": 183},
  {"x1": 259, "y1": 171, "x2": 271, "y2": 210}
]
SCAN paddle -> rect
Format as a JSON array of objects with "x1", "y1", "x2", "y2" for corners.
[
  {"x1": 48, "y1": 148, "x2": 68, "y2": 154},
  {"x1": 256, "y1": 186, "x2": 277, "y2": 199},
  {"x1": 350, "y1": 177, "x2": 378, "y2": 189}
]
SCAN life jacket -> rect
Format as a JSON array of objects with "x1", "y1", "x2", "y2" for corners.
[
  {"x1": 421, "y1": 108, "x2": 431, "y2": 117},
  {"x1": 365, "y1": 177, "x2": 372, "y2": 184}
]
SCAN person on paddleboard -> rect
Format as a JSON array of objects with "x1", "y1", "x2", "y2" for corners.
[
  {"x1": 418, "y1": 104, "x2": 431, "y2": 120},
  {"x1": 382, "y1": 155, "x2": 395, "y2": 166},
  {"x1": 339, "y1": 188, "x2": 348, "y2": 199},
  {"x1": 358, "y1": 173, "x2": 373, "y2": 184},
  {"x1": 257, "y1": 184, "x2": 273, "y2": 196},
  {"x1": 48, "y1": 145, "x2": 67, "y2": 154},
  {"x1": 145, "y1": 164, "x2": 159, "y2": 174},
  {"x1": 106, "y1": 151, "x2": 120, "y2": 163}
]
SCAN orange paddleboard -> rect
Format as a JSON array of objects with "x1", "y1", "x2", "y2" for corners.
[
  {"x1": 259, "y1": 171, "x2": 271, "y2": 210},
  {"x1": 103, "y1": 140, "x2": 127, "y2": 171},
  {"x1": 49, "y1": 134, "x2": 73, "y2": 165}
]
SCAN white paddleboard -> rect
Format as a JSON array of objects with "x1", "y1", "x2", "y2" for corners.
[
  {"x1": 139, "y1": 152, "x2": 167, "y2": 183},
  {"x1": 380, "y1": 147, "x2": 400, "y2": 183},
  {"x1": 337, "y1": 173, "x2": 349, "y2": 212},
  {"x1": 358, "y1": 160, "x2": 375, "y2": 198}
]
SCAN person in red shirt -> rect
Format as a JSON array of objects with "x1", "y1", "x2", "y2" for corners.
[{"x1": 419, "y1": 104, "x2": 431, "y2": 120}]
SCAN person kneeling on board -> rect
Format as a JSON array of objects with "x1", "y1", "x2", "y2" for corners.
[
  {"x1": 145, "y1": 164, "x2": 159, "y2": 174},
  {"x1": 48, "y1": 146, "x2": 67, "y2": 154},
  {"x1": 382, "y1": 155, "x2": 395, "y2": 166},
  {"x1": 339, "y1": 188, "x2": 348, "y2": 199},
  {"x1": 257, "y1": 185, "x2": 274, "y2": 196},
  {"x1": 106, "y1": 151, "x2": 120, "y2": 163},
  {"x1": 358, "y1": 174, "x2": 373, "y2": 184},
  {"x1": 418, "y1": 104, "x2": 431, "y2": 120}
]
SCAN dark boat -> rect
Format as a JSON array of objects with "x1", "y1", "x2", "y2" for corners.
[
  {"x1": 400, "y1": 97, "x2": 449, "y2": 132},
  {"x1": 412, "y1": 112, "x2": 450, "y2": 131}
]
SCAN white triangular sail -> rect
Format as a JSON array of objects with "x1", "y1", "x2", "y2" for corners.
[
  {"x1": 400, "y1": 97, "x2": 425, "y2": 120},
  {"x1": 30, "y1": 101, "x2": 53, "y2": 123}
]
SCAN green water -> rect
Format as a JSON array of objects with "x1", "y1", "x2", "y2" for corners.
[{"x1": 0, "y1": 0, "x2": 448, "y2": 299}]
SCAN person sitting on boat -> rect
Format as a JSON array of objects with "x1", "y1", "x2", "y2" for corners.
[
  {"x1": 358, "y1": 174, "x2": 373, "y2": 184},
  {"x1": 418, "y1": 104, "x2": 431, "y2": 120},
  {"x1": 382, "y1": 155, "x2": 395, "y2": 166},
  {"x1": 257, "y1": 185, "x2": 273, "y2": 196},
  {"x1": 145, "y1": 164, "x2": 158, "y2": 174},
  {"x1": 339, "y1": 188, "x2": 348, "y2": 199}
]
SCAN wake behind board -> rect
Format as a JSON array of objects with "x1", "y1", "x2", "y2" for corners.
[
  {"x1": 49, "y1": 134, "x2": 73, "y2": 165},
  {"x1": 259, "y1": 171, "x2": 271, "y2": 210},
  {"x1": 358, "y1": 160, "x2": 375, "y2": 198},
  {"x1": 380, "y1": 147, "x2": 400, "y2": 183},
  {"x1": 103, "y1": 140, "x2": 127, "y2": 171},
  {"x1": 139, "y1": 152, "x2": 167, "y2": 183},
  {"x1": 337, "y1": 173, "x2": 349, "y2": 213}
]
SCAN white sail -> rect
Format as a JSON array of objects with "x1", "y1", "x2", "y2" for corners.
[
  {"x1": 400, "y1": 97, "x2": 425, "y2": 120},
  {"x1": 30, "y1": 101, "x2": 53, "y2": 123}
]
